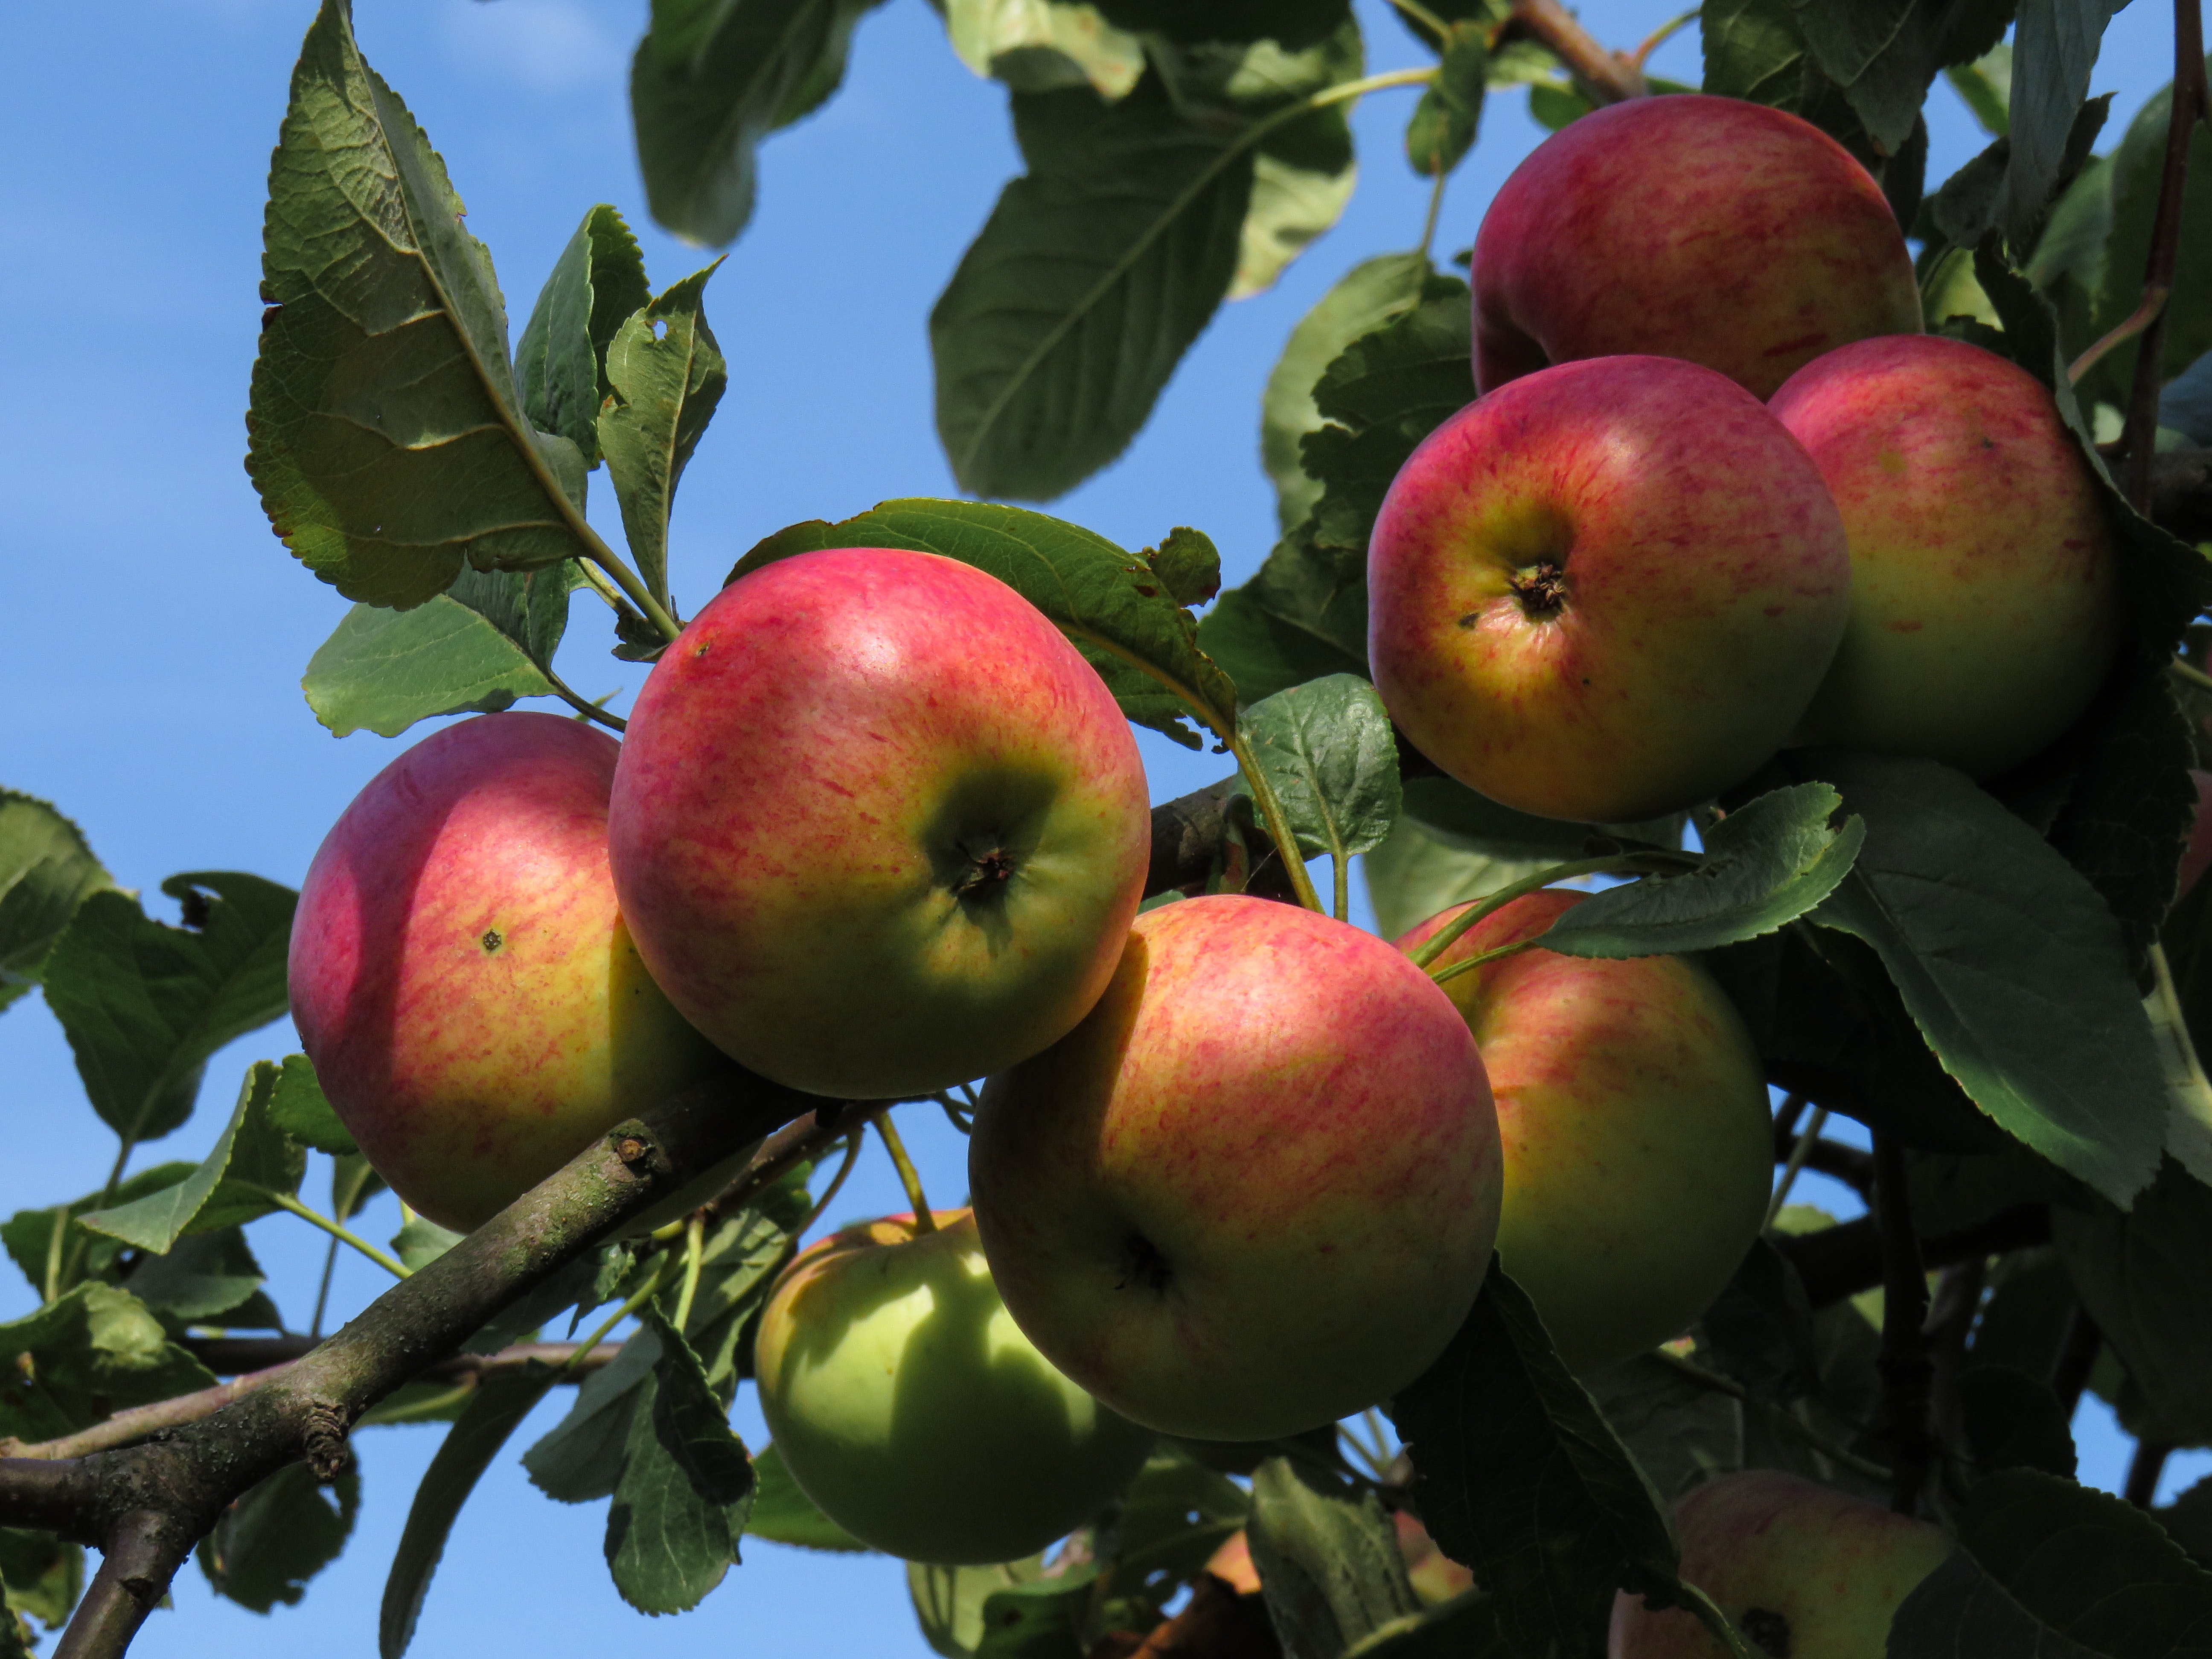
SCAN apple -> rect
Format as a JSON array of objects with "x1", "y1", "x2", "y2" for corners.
[
  {"x1": 1770, "y1": 334, "x2": 2120, "y2": 777},
  {"x1": 753, "y1": 1207, "x2": 1154, "y2": 1564},
  {"x1": 288, "y1": 712, "x2": 725, "y2": 1231},
  {"x1": 608, "y1": 547, "x2": 1151, "y2": 1100},
  {"x1": 1368, "y1": 355, "x2": 1852, "y2": 824},
  {"x1": 967, "y1": 893, "x2": 1502, "y2": 1443},
  {"x1": 1472, "y1": 95, "x2": 1921, "y2": 400},
  {"x1": 1397, "y1": 890, "x2": 1772, "y2": 1374},
  {"x1": 1608, "y1": 1470, "x2": 1953, "y2": 1657},
  {"x1": 2181, "y1": 771, "x2": 2212, "y2": 899}
]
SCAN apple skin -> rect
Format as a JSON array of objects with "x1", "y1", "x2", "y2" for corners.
[
  {"x1": 1396, "y1": 890, "x2": 1772, "y2": 1374},
  {"x1": 968, "y1": 894, "x2": 1502, "y2": 1443},
  {"x1": 754, "y1": 1208, "x2": 1154, "y2": 1565},
  {"x1": 1608, "y1": 1470, "x2": 1953, "y2": 1657},
  {"x1": 1368, "y1": 355, "x2": 1851, "y2": 824},
  {"x1": 1771, "y1": 334, "x2": 2120, "y2": 777},
  {"x1": 1472, "y1": 95, "x2": 1921, "y2": 400},
  {"x1": 607, "y1": 547, "x2": 1150, "y2": 1100},
  {"x1": 288, "y1": 713, "x2": 725, "y2": 1231}
]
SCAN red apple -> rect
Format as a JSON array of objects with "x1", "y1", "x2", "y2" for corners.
[
  {"x1": 1397, "y1": 891, "x2": 1772, "y2": 1374},
  {"x1": 968, "y1": 894, "x2": 1502, "y2": 1442},
  {"x1": 754, "y1": 1208, "x2": 1153, "y2": 1564},
  {"x1": 1368, "y1": 355, "x2": 1852, "y2": 823},
  {"x1": 288, "y1": 713, "x2": 725, "y2": 1231},
  {"x1": 1770, "y1": 334, "x2": 2120, "y2": 777},
  {"x1": 1609, "y1": 1470, "x2": 1952, "y2": 1657},
  {"x1": 608, "y1": 547, "x2": 1150, "y2": 1100},
  {"x1": 1472, "y1": 95, "x2": 1921, "y2": 400}
]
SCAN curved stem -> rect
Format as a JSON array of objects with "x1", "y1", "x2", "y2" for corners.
[
  {"x1": 2071, "y1": 284, "x2": 2171, "y2": 386},
  {"x1": 260, "y1": 1191, "x2": 410, "y2": 1281},
  {"x1": 562, "y1": 1257, "x2": 675, "y2": 1377},
  {"x1": 1629, "y1": 7, "x2": 1700, "y2": 71},
  {"x1": 1224, "y1": 732, "x2": 1324, "y2": 912},
  {"x1": 1428, "y1": 936, "x2": 1540, "y2": 988},
  {"x1": 794, "y1": 1129, "x2": 866, "y2": 1237},
  {"x1": 875, "y1": 1114, "x2": 936, "y2": 1230},
  {"x1": 1406, "y1": 850, "x2": 1685, "y2": 970},
  {"x1": 544, "y1": 668, "x2": 627, "y2": 732},
  {"x1": 2173, "y1": 655, "x2": 2212, "y2": 694},
  {"x1": 671, "y1": 1212, "x2": 707, "y2": 1331},
  {"x1": 1674, "y1": 1581, "x2": 1756, "y2": 1659},
  {"x1": 584, "y1": 544, "x2": 684, "y2": 646}
]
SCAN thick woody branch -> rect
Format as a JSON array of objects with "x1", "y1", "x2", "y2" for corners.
[{"x1": 4, "y1": 1065, "x2": 820, "y2": 1659}]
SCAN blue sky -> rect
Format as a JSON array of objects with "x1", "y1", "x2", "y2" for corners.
[{"x1": 0, "y1": 0, "x2": 2197, "y2": 1653}]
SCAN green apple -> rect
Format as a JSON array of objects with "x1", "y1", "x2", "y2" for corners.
[
  {"x1": 1609, "y1": 1470, "x2": 1953, "y2": 1656},
  {"x1": 753, "y1": 1207, "x2": 1153, "y2": 1564},
  {"x1": 608, "y1": 545, "x2": 1151, "y2": 1100},
  {"x1": 1473, "y1": 94, "x2": 1921, "y2": 400},
  {"x1": 1770, "y1": 333, "x2": 2120, "y2": 776},
  {"x1": 288, "y1": 713, "x2": 725, "y2": 1231},
  {"x1": 968, "y1": 894, "x2": 1502, "y2": 1442},
  {"x1": 1396, "y1": 890, "x2": 1771, "y2": 1373},
  {"x1": 1368, "y1": 355, "x2": 1851, "y2": 823}
]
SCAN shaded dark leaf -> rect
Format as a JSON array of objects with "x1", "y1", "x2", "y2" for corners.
[{"x1": 202, "y1": 1463, "x2": 360, "y2": 1616}]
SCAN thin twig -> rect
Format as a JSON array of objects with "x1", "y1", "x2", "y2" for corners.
[
  {"x1": 1871, "y1": 1131, "x2": 1933, "y2": 1515},
  {"x1": 2122, "y1": 0, "x2": 2207, "y2": 508},
  {"x1": 2125, "y1": 1439, "x2": 2174, "y2": 1508},
  {"x1": 1510, "y1": 0, "x2": 1648, "y2": 102},
  {"x1": 2071, "y1": 284, "x2": 2171, "y2": 386},
  {"x1": 1646, "y1": 1349, "x2": 1893, "y2": 1483},
  {"x1": 1765, "y1": 1106, "x2": 1831, "y2": 1228},
  {"x1": 1628, "y1": 7, "x2": 1699, "y2": 70}
]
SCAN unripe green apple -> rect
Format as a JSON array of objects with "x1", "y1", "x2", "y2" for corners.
[
  {"x1": 1397, "y1": 890, "x2": 1771, "y2": 1373},
  {"x1": 1473, "y1": 95, "x2": 1921, "y2": 399},
  {"x1": 1770, "y1": 333, "x2": 2119, "y2": 777},
  {"x1": 969, "y1": 894, "x2": 1502, "y2": 1442},
  {"x1": 754, "y1": 1208, "x2": 1153, "y2": 1565},
  {"x1": 608, "y1": 546, "x2": 1150, "y2": 1100},
  {"x1": 288, "y1": 713, "x2": 725, "y2": 1231},
  {"x1": 1609, "y1": 1470, "x2": 1952, "y2": 1657},
  {"x1": 1368, "y1": 355, "x2": 1851, "y2": 823}
]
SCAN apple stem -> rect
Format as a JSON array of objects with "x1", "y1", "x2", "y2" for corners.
[
  {"x1": 876, "y1": 1113, "x2": 936, "y2": 1232},
  {"x1": 793, "y1": 1126, "x2": 868, "y2": 1237},
  {"x1": 261, "y1": 1190, "x2": 411, "y2": 1281},
  {"x1": 1224, "y1": 732, "x2": 1326, "y2": 912},
  {"x1": 1869, "y1": 1131, "x2": 1934, "y2": 1516},
  {"x1": 564, "y1": 1254, "x2": 675, "y2": 1377},
  {"x1": 671, "y1": 1212, "x2": 708, "y2": 1331},
  {"x1": 1406, "y1": 850, "x2": 1687, "y2": 972}
]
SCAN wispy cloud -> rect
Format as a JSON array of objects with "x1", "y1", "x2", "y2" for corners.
[{"x1": 442, "y1": 0, "x2": 624, "y2": 93}]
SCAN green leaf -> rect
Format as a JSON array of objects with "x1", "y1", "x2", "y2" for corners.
[
  {"x1": 1540, "y1": 784, "x2": 1865, "y2": 958},
  {"x1": 2051, "y1": 1161, "x2": 2212, "y2": 1444},
  {"x1": 525, "y1": 1329, "x2": 662, "y2": 1503},
  {"x1": 0, "y1": 1283, "x2": 215, "y2": 1445},
  {"x1": 1406, "y1": 23, "x2": 1486, "y2": 176},
  {"x1": 2002, "y1": 0, "x2": 2126, "y2": 242},
  {"x1": 1339, "y1": 1592, "x2": 1502, "y2": 1658},
  {"x1": 631, "y1": 0, "x2": 883, "y2": 247},
  {"x1": 265, "y1": 1053, "x2": 356, "y2": 1157},
  {"x1": 910, "y1": 1556, "x2": 1048, "y2": 1659},
  {"x1": 247, "y1": 0, "x2": 590, "y2": 608},
  {"x1": 1096, "y1": 0, "x2": 1351, "y2": 48},
  {"x1": 0, "y1": 792, "x2": 111, "y2": 1015},
  {"x1": 1258, "y1": 253, "x2": 1428, "y2": 532},
  {"x1": 931, "y1": 72, "x2": 1254, "y2": 499},
  {"x1": 731, "y1": 498, "x2": 1239, "y2": 743},
  {"x1": 1237, "y1": 674, "x2": 1401, "y2": 897},
  {"x1": 1246, "y1": 1457, "x2": 1422, "y2": 1658},
  {"x1": 679, "y1": 1189, "x2": 811, "y2": 1391},
  {"x1": 604, "y1": 1314, "x2": 755, "y2": 1614},
  {"x1": 379, "y1": 1370, "x2": 557, "y2": 1659},
  {"x1": 0, "y1": 1529, "x2": 81, "y2": 1638},
  {"x1": 1959, "y1": 1365, "x2": 2078, "y2": 1480},
  {"x1": 79, "y1": 1061, "x2": 307, "y2": 1252},
  {"x1": 1194, "y1": 585, "x2": 1367, "y2": 711},
  {"x1": 1889, "y1": 1552, "x2": 2106, "y2": 1658},
  {"x1": 1947, "y1": 43, "x2": 2012, "y2": 135},
  {"x1": 1095, "y1": 1446, "x2": 1249, "y2": 1633},
  {"x1": 1386, "y1": 1266, "x2": 1688, "y2": 1657},
  {"x1": 942, "y1": 0, "x2": 1146, "y2": 97},
  {"x1": 1701, "y1": 0, "x2": 1817, "y2": 108},
  {"x1": 0, "y1": 1164, "x2": 195, "y2": 1302},
  {"x1": 745, "y1": 1443, "x2": 868, "y2": 1551},
  {"x1": 201, "y1": 1462, "x2": 359, "y2": 1615},
  {"x1": 42, "y1": 873, "x2": 294, "y2": 1148},
  {"x1": 1582, "y1": 1355, "x2": 1743, "y2": 1508},
  {"x1": 515, "y1": 204, "x2": 650, "y2": 464},
  {"x1": 1360, "y1": 815, "x2": 1560, "y2": 944},
  {"x1": 1898, "y1": 1467, "x2": 2212, "y2": 1654},
  {"x1": 127, "y1": 1228, "x2": 269, "y2": 1323},
  {"x1": 1801, "y1": 751, "x2": 2168, "y2": 1205},
  {"x1": 597, "y1": 264, "x2": 730, "y2": 609},
  {"x1": 392, "y1": 1217, "x2": 465, "y2": 1273},
  {"x1": 973, "y1": 1569, "x2": 1100, "y2": 1659}
]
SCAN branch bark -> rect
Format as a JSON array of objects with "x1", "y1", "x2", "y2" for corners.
[
  {"x1": 2121, "y1": 0, "x2": 2206, "y2": 507},
  {"x1": 1871, "y1": 1132, "x2": 1933, "y2": 1516},
  {"x1": 1507, "y1": 0, "x2": 1649, "y2": 102}
]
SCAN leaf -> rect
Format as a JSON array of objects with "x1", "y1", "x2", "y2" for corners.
[
  {"x1": 515, "y1": 204, "x2": 649, "y2": 464},
  {"x1": 1245, "y1": 1457, "x2": 1421, "y2": 1659},
  {"x1": 2050, "y1": 1161, "x2": 2212, "y2": 1444},
  {"x1": 2003, "y1": 0, "x2": 2126, "y2": 242},
  {"x1": 1959, "y1": 1365, "x2": 2078, "y2": 1480},
  {"x1": 1694, "y1": 1238, "x2": 1821, "y2": 1406},
  {"x1": 731, "y1": 498, "x2": 1238, "y2": 743},
  {"x1": 1095, "y1": 1447, "x2": 1249, "y2": 1632},
  {"x1": 1800, "y1": 751, "x2": 2169, "y2": 1205},
  {"x1": 1386, "y1": 1265, "x2": 1689, "y2": 1657},
  {"x1": 1889, "y1": 1551, "x2": 2108, "y2": 1659},
  {"x1": 910, "y1": 1557, "x2": 1048, "y2": 1659},
  {"x1": 1406, "y1": 23, "x2": 1486, "y2": 177},
  {"x1": 1195, "y1": 587, "x2": 1366, "y2": 709},
  {"x1": 1257, "y1": 253, "x2": 1428, "y2": 532},
  {"x1": 247, "y1": 0, "x2": 589, "y2": 608},
  {"x1": 0, "y1": 792, "x2": 110, "y2": 1015},
  {"x1": 0, "y1": 1283, "x2": 215, "y2": 1446},
  {"x1": 392, "y1": 1217, "x2": 465, "y2": 1273},
  {"x1": 604, "y1": 1315, "x2": 755, "y2": 1615},
  {"x1": 127, "y1": 1228, "x2": 269, "y2": 1323},
  {"x1": 379, "y1": 1370, "x2": 556, "y2": 1659},
  {"x1": 1701, "y1": 0, "x2": 1818, "y2": 108},
  {"x1": 1340, "y1": 1592, "x2": 1502, "y2": 1658},
  {"x1": 1237, "y1": 675, "x2": 1401, "y2": 866},
  {"x1": 40, "y1": 873, "x2": 294, "y2": 1146},
  {"x1": 931, "y1": 72, "x2": 1253, "y2": 499},
  {"x1": 201, "y1": 1462, "x2": 360, "y2": 1615},
  {"x1": 745, "y1": 1443, "x2": 868, "y2": 1551},
  {"x1": 265, "y1": 1053, "x2": 356, "y2": 1156},
  {"x1": 0, "y1": 1164, "x2": 196, "y2": 1302},
  {"x1": 525, "y1": 1329, "x2": 662, "y2": 1503},
  {"x1": 680, "y1": 1190, "x2": 811, "y2": 1391},
  {"x1": 597, "y1": 263, "x2": 730, "y2": 608},
  {"x1": 1096, "y1": 0, "x2": 1351, "y2": 48},
  {"x1": 942, "y1": 0, "x2": 1147, "y2": 98},
  {"x1": 1540, "y1": 784, "x2": 1865, "y2": 958},
  {"x1": 1360, "y1": 815, "x2": 1560, "y2": 944},
  {"x1": 79, "y1": 1062, "x2": 306, "y2": 1253},
  {"x1": 1582, "y1": 1356, "x2": 1742, "y2": 1507},
  {"x1": 631, "y1": 0, "x2": 883, "y2": 247},
  {"x1": 0, "y1": 1528, "x2": 82, "y2": 1636},
  {"x1": 973, "y1": 1568, "x2": 1100, "y2": 1659},
  {"x1": 1947, "y1": 42, "x2": 2012, "y2": 134}
]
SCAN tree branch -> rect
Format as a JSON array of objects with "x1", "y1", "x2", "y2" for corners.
[
  {"x1": 1508, "y1": 0, "x2": 1649, "y2": 102},
  {"x1": 2121, "y1": 0, "x2": 2206, "y2": 507},
  {"x1": 1770, "y1": 1202, "x2": 2050, "y2": 1307},
  {"x1": 1871, "y1": 1132, "x2": 1933, "y2": 1515},
  {"x1": 4, "y1": 1065, "x2": 821, "y2": 1659}
]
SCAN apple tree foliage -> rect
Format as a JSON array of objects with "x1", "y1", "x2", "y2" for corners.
[{"x1": 6, "y1": 0, "x2": 2212, "y2": 1655}]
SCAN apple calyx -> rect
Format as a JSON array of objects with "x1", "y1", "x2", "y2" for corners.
[
  {"x1": 1508, "y1": 559, "x2": 1570, "y2": 619},
  {"x1": 953, "y1": 843, "x2": 1019, "y2": 897},
  {"x1": 1741, "y1": 1607, "x2": 1788, "y2": 1656},
  {"x1": 1117, "y1": 1231, "x2": 1173, "y2": 1294}
]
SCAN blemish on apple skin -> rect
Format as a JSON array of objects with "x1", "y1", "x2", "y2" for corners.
[
  {"x1": 1763, "y1": 605, "x2": 1784, "y2": 617},
  {"x1": 693, "y1": 643, "x2": 710, "y2": 658}
]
